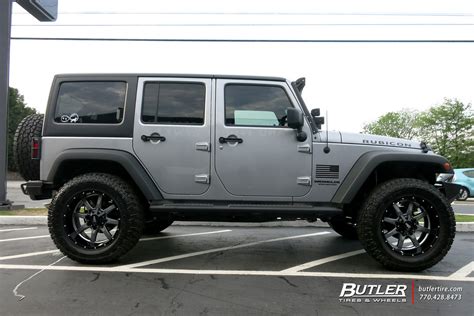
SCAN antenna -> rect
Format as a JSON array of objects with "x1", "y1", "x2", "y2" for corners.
[{"x1": 323, "y1": 110, "x2": 331, "y2": 153}]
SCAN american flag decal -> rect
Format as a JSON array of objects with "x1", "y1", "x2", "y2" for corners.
[{"x1": 315, "y1": 164, "x2": 340, "y2": 179}]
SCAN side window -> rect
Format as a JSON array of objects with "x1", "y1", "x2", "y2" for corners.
[
  {"x1": 225, "y1": 84, "x2": 293, "y2": 127},
  {"x1": 55, "y1": 81, "x2": 126, "y2": 124},
  {"x1": 141, "y1": 82, "x2": 205, "y2": 125},
  {"x1": 463, "y1": 170, "x2": 474, "y2": 178}
]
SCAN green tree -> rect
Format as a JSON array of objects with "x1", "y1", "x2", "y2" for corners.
[
  {"x1": 418, "y1": 99, "x2": 473, "y2": 168},
  {"x1": 362, "y1": 109, "x2": 420, "y2": 140},
  {"x1": 7, "y1": 87, "x2": 37, "y2": 171}
]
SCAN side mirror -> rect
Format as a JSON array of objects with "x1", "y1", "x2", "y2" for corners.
[
  {"x1": 286, "y1": 108, "x2": 307, "y2": 142},
  {"x1": 287, "y1": 108, "x2": 304, "y2": 129}
]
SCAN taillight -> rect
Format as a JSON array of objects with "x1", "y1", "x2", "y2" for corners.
[{"x1": 31, "y1": 137, "x2": 41, "y2": 159}]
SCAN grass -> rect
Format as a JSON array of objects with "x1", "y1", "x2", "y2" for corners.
[
  {"x1": 0, "y1": 208, "x2": 47, "y2": 216},
  {"x1": 454, "y1": 214, "x2": 474, "y2": 222}
]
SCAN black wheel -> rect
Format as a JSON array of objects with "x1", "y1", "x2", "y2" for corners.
[
  {"x1": 357, "y1": 178, "x2": 455, "y2": 271},
  {"x1": 48, "y1": 173, "x2": 144, "y2": 264},
  {"x1": 457, "y1": 187, "x2": 469, "y2": 201},
  {"x1": 143, "y1": 217, "x2": 174, "y2": 235},
  {"x1": 13, "y1": 114, "x2": 44, "y2": 180},
  {"x1": 328, "y1": 216, "x2": 358, "y2": 239}
]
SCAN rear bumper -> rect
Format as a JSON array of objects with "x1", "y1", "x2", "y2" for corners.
[
  {"x1": 435, "y1": 181, "x2": 462, "y2": 203},
  {"x1": 21, "y1": 181, "x2": 54, "y2": 200}
]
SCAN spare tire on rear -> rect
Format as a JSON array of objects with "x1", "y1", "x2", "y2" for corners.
[{"x1": 13, "y1": 114, "x2": 44, "y2": 181}]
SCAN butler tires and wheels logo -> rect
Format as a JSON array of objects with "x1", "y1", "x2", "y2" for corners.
[{"x1": 339, "y1": 283, "x2": 408, "y2": 303}]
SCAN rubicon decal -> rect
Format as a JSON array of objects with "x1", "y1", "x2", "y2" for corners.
[
  {"x1": 363, "y1": 139, "x2": 412, "y2": 147},
  {"x1": 339, "y1": 283, "x2": 407, "y2": 303}
]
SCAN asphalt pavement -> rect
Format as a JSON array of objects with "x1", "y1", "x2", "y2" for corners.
[{"x1": 0, "y1": 225, "x2": 472, "y2": 315}]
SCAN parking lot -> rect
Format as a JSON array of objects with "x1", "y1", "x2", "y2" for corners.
[{"x1": 0, "y1": 224, "x2": 472, "y2": 315}]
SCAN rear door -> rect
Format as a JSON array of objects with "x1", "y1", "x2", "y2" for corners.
[
  {"x1": 215, "y1": 79, "x2": 313, "y2": 197},
  {"x1": 133, "y1": 77, "x2": 211, "y2": 195}
]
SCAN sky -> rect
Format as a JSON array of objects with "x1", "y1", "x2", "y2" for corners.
[{"x1": 8, "y1": 0, "x2": 474, "y2": 132}]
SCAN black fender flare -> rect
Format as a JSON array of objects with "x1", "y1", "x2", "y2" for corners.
[
  {"x1": 331, "y1": 151, "x2": 452, "y2": 204},
  {"x1": 47, "y1": 149, "x2": 163, "y2": 201}
]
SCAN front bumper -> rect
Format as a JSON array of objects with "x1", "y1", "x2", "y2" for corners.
[
  {"x1": 435, "y1": 181, "x2": 462, "y2": 203},
  {"x1": 21, "y1": 181, "x2": 54, "y2": 200}
]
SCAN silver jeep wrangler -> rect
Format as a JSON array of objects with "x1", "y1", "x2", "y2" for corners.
[{"x1": 16, "y1": 74, "x2": 460, "y2": 271}]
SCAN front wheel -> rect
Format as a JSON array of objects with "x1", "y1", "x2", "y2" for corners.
[
  {"x1": 357, "y1": 178, "x2": 455, "y2": 271},
  {"x1": 48, "y1": 173, "x2": 144, "y2": 264}
]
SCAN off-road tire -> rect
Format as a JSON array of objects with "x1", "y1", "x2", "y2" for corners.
[
  {"x1": 329, "y1": 216, "x2": 358, "y2": 240},
  {"x1": 143, "y1": 218, "x2": 174, "y2": 235},
  {"x1": 457, "y1": 187, "x2": 469, "y2": 201},
  {"x1": 13, "y1": 114, "x2": 44, "y2": 180},
  {"x1": 48, "y1": 173, "x2": 144, "y2": 264},
  {"x1": 357, "y1": 178, "x2": 455, "y2": 271}
]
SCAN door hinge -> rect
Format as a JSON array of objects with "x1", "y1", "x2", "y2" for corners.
[
  {"x1": 297, "y1": 144, "x2": 311, "y2": 153},
  {"x1": 297, "y1": 176, "x2": 312, "y2": 186},
  {"x1": 195, "y1": 142, "x2": 211, "y2": 152},
  {"x1": 194, "y1": 174, "x2": 210, "y2": 184}
]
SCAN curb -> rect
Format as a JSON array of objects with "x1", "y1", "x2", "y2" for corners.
[{"x1": 0, "y1": 216, "x2": 473, "y2": 231}]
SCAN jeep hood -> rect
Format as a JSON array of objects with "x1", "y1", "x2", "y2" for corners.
[{"x1": 340, "y1": 132, "x2": 422, "y2": 150}]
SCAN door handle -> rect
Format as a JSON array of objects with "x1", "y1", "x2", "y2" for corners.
[
  {"x1": 219, "y1": 136, "x2": 243, "y2": 144},
  {"x1": 141, "y1": 133, "x2": 166, "y2": 142}
]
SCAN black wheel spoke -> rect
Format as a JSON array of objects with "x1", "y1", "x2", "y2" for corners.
[
  {"x1": 106, "y1": 217, "x2": 119, "y2": 225},
  {"x1": 82, "y1": 198, "x2": 94, "y2": 211},
  {"x1": 416, "y1": 226, "x2": 430, "y2": 233},
  {"x1": 70, "y1": 224, "x2": 89, "y2": 239},
  {"x1": 96, "y1": 194, "x2": 103, "y2": 210},
  {"x1": 384, "y1": 228, "x2": 398, "y2": 238},
  {"x1": 90, "y1": 229, "x2": 98, "y2": 244},
  {"x1": 103, "y1": 205, "x2": 116, "y2": 215},
  {"x1": 406, "y1": 202, "x2": 414, "y2": 220},
  {"x1": 101, "y1": 226, "x2": 113, "y2": 241},
  {"x1": 413, "y1": 211, "x2": 426, "y2": 220},
  {"x1": 75, "y1": 212, "x2": 86, "y2": 219},
  {"x1": 393, "y1": 203, "x2": 404, "y2": 218},
  {"x1": 383, "y1": 217, "x2": 398, "y2": 225},
  {"x1": 396, "y1": 235, "x2": 405, "y2": 250},
  {"x1": 408, "y1": 234, "x2": 422, "y2": 253}
]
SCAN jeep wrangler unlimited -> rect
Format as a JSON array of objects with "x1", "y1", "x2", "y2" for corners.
[{"x1": 16, "y1": 74, "x2": 460, "y2": 271}]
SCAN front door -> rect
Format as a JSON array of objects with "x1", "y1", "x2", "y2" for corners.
[
  {"x1": 215, "y1": 79, "x2": 313, "y2": 197},
  {"x1": 133, "y1": 77, "x2": 211, "y2": 195}
]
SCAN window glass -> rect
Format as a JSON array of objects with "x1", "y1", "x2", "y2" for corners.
[
  {"x1": 225, "y1": 84, "x2": 293, "y2": 127},
  {"x1": 463, "y1": 170, "x2": 474, "y2": 178},
  {"x1": 142, "y1": 82, "x2": 205, "y2": 125},
  {"x1": 55, "y1": 81, "x2": 126, "y2": 124}
]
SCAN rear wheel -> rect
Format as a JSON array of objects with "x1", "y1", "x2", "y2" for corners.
[
  {"x1": 358, "y1": 178, "x2": 455, "y2": 271},
  {"x1": 48, "y1": 173, "x2": 144, "y2": 264},
  {"x1": 457, "y1": 187, "x2": 469, "y2": 201},
  {"x1": 328, "y1": 216, "x2": 358, "y2": 239}
]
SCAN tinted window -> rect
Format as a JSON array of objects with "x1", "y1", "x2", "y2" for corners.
[
  {"x1": 142, "y1": 82, "x2": 205, "y2": 125},
  {"x1": 225, "y1": 84, "x2": 293, "y2": 127},
  {"x1": 463, "y1": 170, "x2": 474, "y2": 178},
  {"x1": 55, "y1": 81, "x2": 126, "y2": 124}
]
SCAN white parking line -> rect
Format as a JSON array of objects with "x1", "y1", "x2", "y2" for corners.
[
  {"x1": 450, "y1": 261, "x2": 474, "y2": 278},
  {"x1": 0, "y1": 227, "x2": 37, "y2": 233},
  {"x1": 0, "y1": 235, "x2": 50, "y2": 243},
  {"x1": 140, "y1": 229, "x2": 232, "y2": 242},
  {"x1": 118, "y1": 231, "x2": 331, "y2": 269},
  {"x1": 280, "y1": 249, "x2": 366, "y2": 273},
  {"x1": 0, "y1": 250, "x2": 60, "y2": 261},
  {"x1": 0, "y1": 264, "x2": 471, "y2": 282}
]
